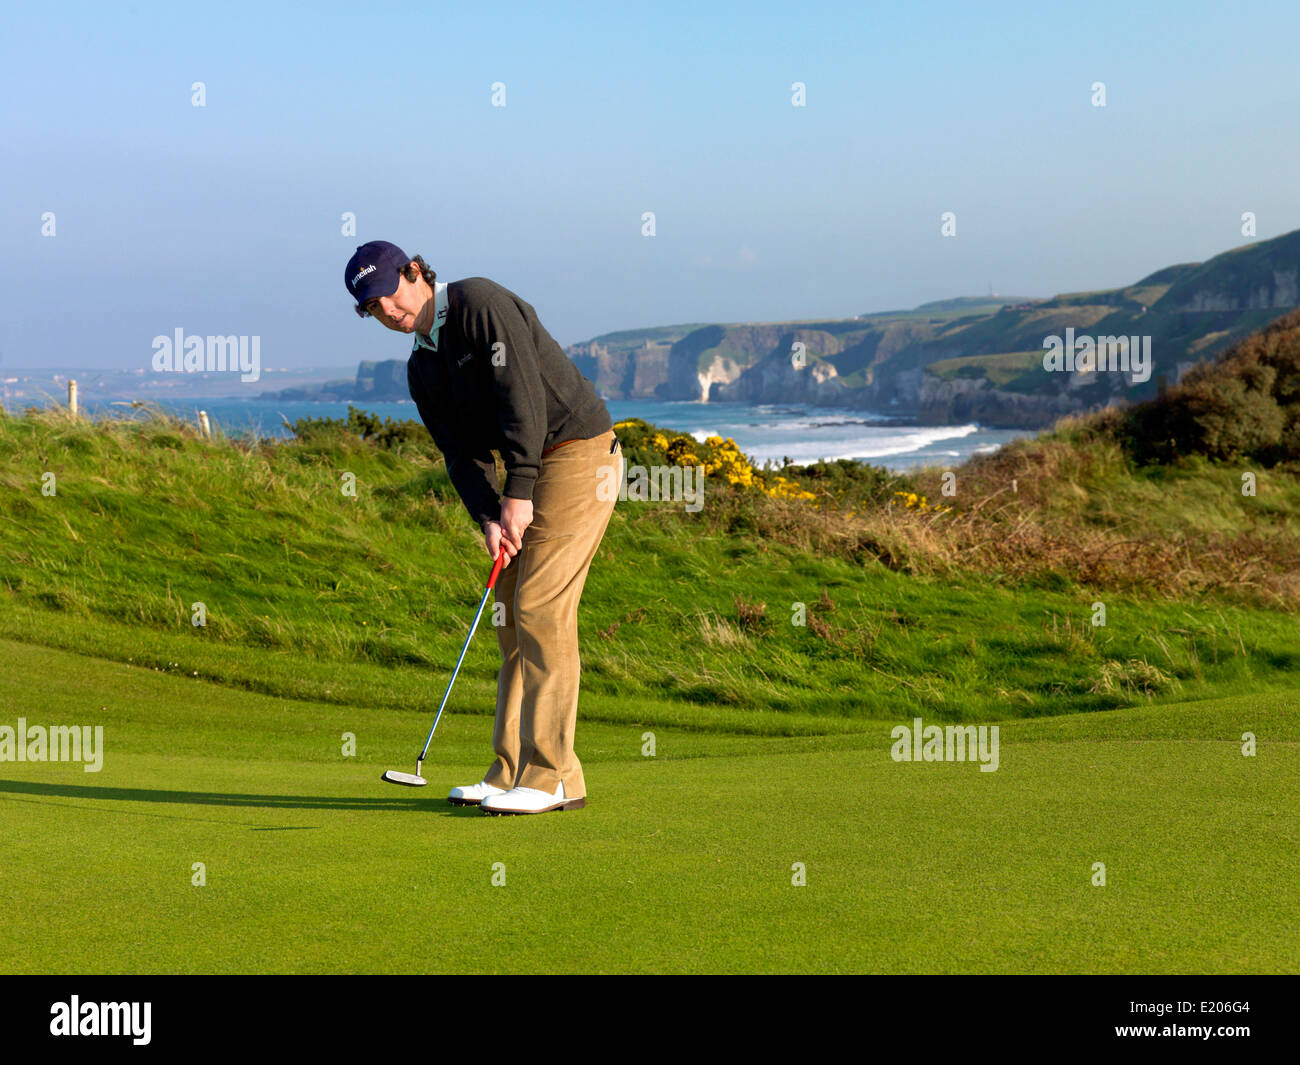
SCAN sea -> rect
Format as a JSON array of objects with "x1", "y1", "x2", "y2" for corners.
[{"x1": 45, "y1": 397, "x2": 1034, "y2": 473}]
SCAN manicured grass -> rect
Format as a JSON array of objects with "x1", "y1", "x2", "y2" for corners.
[{"x1": 1, "y1": 639, "x2": 1295, "y2": 974}]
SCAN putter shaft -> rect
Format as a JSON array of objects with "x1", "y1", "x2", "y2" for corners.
[{"x1": 415, "y1": 551, "x2": 508, "y2": 763}]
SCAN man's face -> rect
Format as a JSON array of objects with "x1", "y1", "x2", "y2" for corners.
[{"x1": 362, "y1": 266, "x2": 424, "y2": 332}]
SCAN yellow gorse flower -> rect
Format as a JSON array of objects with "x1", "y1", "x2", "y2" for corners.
[{"x1": 892, "y1": 490, "x2": 952, "y2": 515}]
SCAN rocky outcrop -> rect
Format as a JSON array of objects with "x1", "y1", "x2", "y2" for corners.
[
  {"x1": 917, "y1": 373, "x2": 1090, "y2": 428},
  {"x1": 258, "y1": 360, "x2": 409, "y2": 402},
  {"x1": 660, "y1": 325, "x2": 740, "y2": 400},
  {"x1": 1173, "y1": 269, "x2": 1300, "y2": 311},
  {"x1": 661, "y1": 325, "x2": 862, "y2": 402},
  {"x1": 354, "y1": 360, "x2": 407, "y2": 398},
  {"x1": 710, "y1": 351, "x2": 846, "y2": 404},
  {"x1": 888, "y1": 367, "x2": 927, "y2": 407},
  {"x1": 916, "y1": 349, "x2": 1220, "y2": 428},
  {"x1": 1154, "y1": 230, "x2": 1300, "y2": 313},
  {"x1": 569, "y1": 339, "x2": 672, "y2": 398}
]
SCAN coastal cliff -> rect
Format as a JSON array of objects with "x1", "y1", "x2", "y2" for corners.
[{"x1": 256, "y1": 230, "x2": 1300, "y2": 427}]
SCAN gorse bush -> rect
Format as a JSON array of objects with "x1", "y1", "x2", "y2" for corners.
[
  {"x1": 612, "y1": 418, "x2": 914, "y2": 511},
  {"x1": 288, "y1": 405, "x2": 429, "y2": 451},
  {"x1": 1103, "y1": 308, "x2": 1300, "y2": 466}
]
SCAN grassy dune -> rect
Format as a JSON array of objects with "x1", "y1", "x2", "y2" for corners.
[{"x1": 0, "y1": 407, "x2": 1297, "y2": 728}]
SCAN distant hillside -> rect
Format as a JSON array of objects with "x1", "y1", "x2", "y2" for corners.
[
  {"x1": 565, "y1": 229, "x2": 1300, "y2": 427},
  {"x1": 567, "y1": 306, "x2": 998, "y2": 405},
  {"x1": 1086, "y1": 305, "x2": 1300, "y2": 466},
  {"x1": 258, "y1": 231, "x2": 1300, "y2": 426},
  {"x1": 869, "y1": 296, "x2": 1037, "y2": 318}
]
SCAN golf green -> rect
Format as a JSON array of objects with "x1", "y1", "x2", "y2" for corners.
[{"x1": 1, "y1": 638, "x2": 1296, "y2": 973}]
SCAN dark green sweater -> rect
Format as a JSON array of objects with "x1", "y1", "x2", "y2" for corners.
[{"x1": 406, "y1": 277, "x2": 612, "y2": 528}]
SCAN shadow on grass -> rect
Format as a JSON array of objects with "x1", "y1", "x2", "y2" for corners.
[{"x1": 0, "y1": 779, "x2": 431, "y2": 811}]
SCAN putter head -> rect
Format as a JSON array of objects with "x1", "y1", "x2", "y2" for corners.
[{"x1": 381, "y1": 769, "x2": 427, "y2": 787}]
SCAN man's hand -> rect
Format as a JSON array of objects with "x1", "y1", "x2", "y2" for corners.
[
  {"x1": 483, "y1": 521, "x2": 515, "y2": 567},
  {"x1": 483, "y1": 497, "x2": 533, "y2": 568}
]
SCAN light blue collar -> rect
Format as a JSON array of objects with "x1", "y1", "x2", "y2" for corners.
[{"x1": 412, "y1": 281, "x2": 449, "y2": 352}]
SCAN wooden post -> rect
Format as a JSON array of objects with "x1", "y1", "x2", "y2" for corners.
[
  {"x1": 198, "y1": 410, "x2": 211, "y2": 439},
  {"x1": 68, "y1": 379, "x2": 78, "y2": 416}
]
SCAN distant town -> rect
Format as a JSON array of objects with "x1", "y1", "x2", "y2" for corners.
[{"x1": 0, "y1": 366, "x2": 354, "y2": 411}]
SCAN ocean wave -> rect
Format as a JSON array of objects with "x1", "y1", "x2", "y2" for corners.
[
  {"x1": 742, "y1": 413, "x2": 899, "y2": 433},
  {"x1": 840, "y1": 424, "x2": 981, "y2": 460},
  {"x1": 737, "y1": 424, "x2": 981, "y2": 464}
]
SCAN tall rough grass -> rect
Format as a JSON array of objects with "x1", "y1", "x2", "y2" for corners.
[{"x1": 1, "y1": 401, "x2": 1296, "y2": 723}]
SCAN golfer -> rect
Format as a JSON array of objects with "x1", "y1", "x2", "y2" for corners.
[{"x1": 344, "y1": 241, "x2": 621, "y2": 814}]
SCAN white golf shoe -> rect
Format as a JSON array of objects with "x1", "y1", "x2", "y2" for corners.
[
  {"x1": 447, "y1": 781, "x2": 507, "y2": 807},
  {"x1": 480, "y1": 781, "x2": 586, "y2": 815}
]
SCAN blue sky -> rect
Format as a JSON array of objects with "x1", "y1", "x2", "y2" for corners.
[{"x1": 4, "y1": 0, "x2": 1299, "y2": 371}]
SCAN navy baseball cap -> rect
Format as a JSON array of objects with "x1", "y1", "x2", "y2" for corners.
[{"x1": 344, "y1": 240, "x2": 411, "y2": 315}]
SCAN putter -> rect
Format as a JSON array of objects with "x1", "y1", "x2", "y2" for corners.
[{"x1": 382, "y1": 548, "x2": 508, "y2": 787}]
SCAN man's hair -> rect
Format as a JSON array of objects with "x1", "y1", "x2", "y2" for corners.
[{"x1": 354, "y1": 255, "x2": 437, "y2": 318}]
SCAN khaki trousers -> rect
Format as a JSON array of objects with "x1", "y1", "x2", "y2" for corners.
[{"x1": 481, "y1": 428, "x2": 621, "y2": 798}]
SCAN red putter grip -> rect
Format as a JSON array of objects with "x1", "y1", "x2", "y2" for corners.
[{"x1": 487, "y1": 549, "x2": 506, "y2": 589}]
